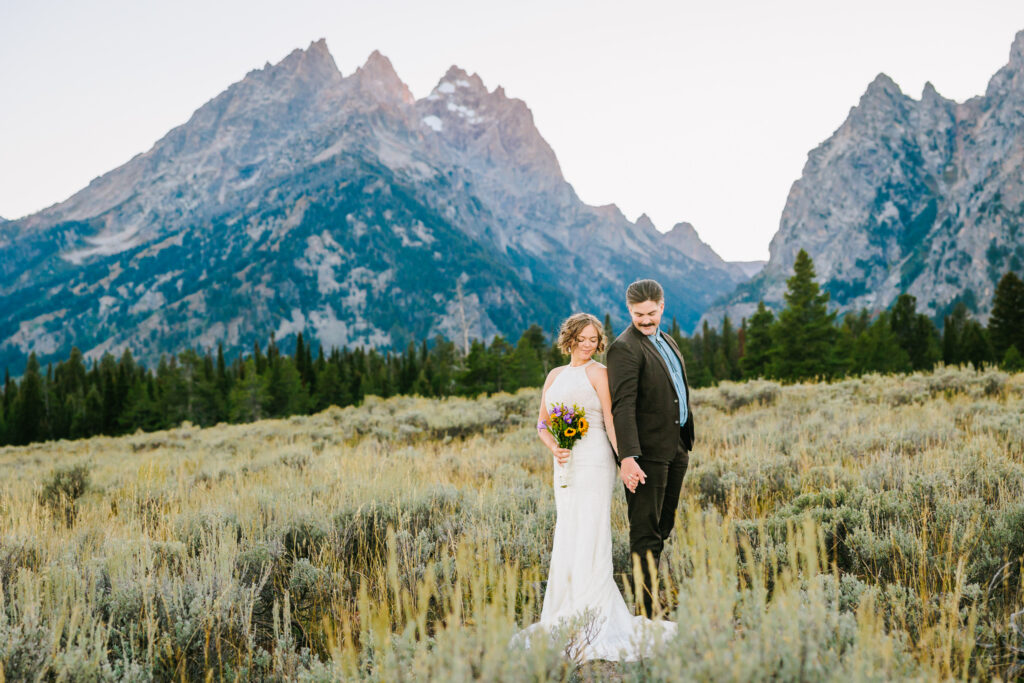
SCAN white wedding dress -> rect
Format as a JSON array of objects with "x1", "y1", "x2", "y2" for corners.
[{"x1": 514, "y1": 359, "x2": 676, "y2": 662}]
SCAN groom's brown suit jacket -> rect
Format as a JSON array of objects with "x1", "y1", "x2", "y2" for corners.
[{"x1": 607, "y1": 324, "x2": 695, "y2": 465}]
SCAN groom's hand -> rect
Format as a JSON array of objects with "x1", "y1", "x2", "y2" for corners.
[{"x1": 619, "y1": 457, "x2": 646, "y2": 493}]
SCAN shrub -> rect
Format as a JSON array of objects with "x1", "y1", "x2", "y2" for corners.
[{"x1": 38, "y1": 463, "x2": 90, "y2": 526}]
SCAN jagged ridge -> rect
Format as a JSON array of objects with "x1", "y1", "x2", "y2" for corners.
[
  {"x1": 0, "y1": 40, "x2": 748, "y2": 373},
  {"x1": 700, "y1": 29, "x2": 1024, "y2": 330}
]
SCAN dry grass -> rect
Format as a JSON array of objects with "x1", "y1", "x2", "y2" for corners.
[{"x1": 1, "y1": 365, "x2": 1022, "y2": 680}]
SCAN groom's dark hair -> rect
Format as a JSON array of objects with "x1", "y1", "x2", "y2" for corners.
[{"x1": 626, "y1": 279, "x2": 664, "y2": 305}]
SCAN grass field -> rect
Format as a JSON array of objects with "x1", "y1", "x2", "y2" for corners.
[{"x1": 1, "y1": 365, "x2": 1023, "y2": 681}]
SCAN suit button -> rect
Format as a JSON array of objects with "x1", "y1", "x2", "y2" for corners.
[
  {"x1": 674, "y1": 420, "x2": 679, "y2": 424},
  {"x1": 673, "y1": 399, "x2": 678, "y2": 403}
]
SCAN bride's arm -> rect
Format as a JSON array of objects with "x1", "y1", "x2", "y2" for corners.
[
  {"x1": 538, "y1": 368, "x2": 570, "y2": 463},
  {"x1": 587, "y1": 365, "x2": 619, "y2": 456}
]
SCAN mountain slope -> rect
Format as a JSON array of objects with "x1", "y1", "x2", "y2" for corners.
[
  {"x1": 700, "y1": 31, "x2": 1024, "y2": 330},
  {"x1": 0, "y1": 40, "x2": 744, "y2": 373}
]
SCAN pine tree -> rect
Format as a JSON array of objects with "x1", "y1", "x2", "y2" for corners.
[
  {"x1": 13, "y1": 353, "x2": 45, "y2": 445},
  {"x1": 738, "y1": 317, "x2": 747, "y2": 359},
  {"x1": 229, "y1": 358, "x2": 270, "y2": 422},
  {"x1": 253, "y1": 340, "x2": 266, "y2": 374},
  {"x1": 853, "y1": 311, "x2": 911, "y2": 374},
  {"x1": 315, "y1": 345, "x2": 327, "y2": 375},
  {"x1": 304, "y1": 339, "x2": 315, "y2": 394},
  {"x1": 719, "y1": 315, "x2": 741, "y2": 380},
  {"x1": 156, "y1": 355, "x2": 189, "y2": 428},
  {"x1": 295, "y1": 333, "x2": 308, "y2": 386},
  {"x1": 266, "y1": 332, "x2": 280, "y2": 370},
  {"x1": 695, "y1": 320, "x2": 724, "y2": 385},
  {"x1": 99, "y1": 354, "x2": 119, "y2": 433},
  {"x1": 988, "y1": 271, "x2": 1024, "y2": 359},
  {"x1": 833, "y1": 310, "x2": 870, "y2": 376},
  {"x1": 961, "y1": 320, "x2": 994, "y2": 368},
  {"x1": 215, "y1": 343, "x2": 230, "y2": 422},
  {"x1": 670, "y1": 317, "x2": 681, "y2": 342},
  {"x1": 0, "y1": 397, "x2": 7, "y2": 445},
  {"x1": 511, "y1": 325, "x2": 546, "y2": 390},
  {"x1": 398, "y1": 341, "x2": 419, "y2": 394},
  {"x1": 429, "y1": 337, "x2": 458, "y2": 395},
  {"x1": 943, "y1": 302, "x2": 969, "y2": 365},
  {"x1": 890, "y1": 294, "x2": 940, "y2": 371},
  {"x1": 685, "y1": 323, "x2": 712, "y2": 388},
  {"x1": 314, "y1": 361, "x2": 349, "y2": 409},
  {"x1": 65, "y1": 347, "x2": 87, "y2": 395},
  {"x1": 83, "y1": 385, "x2": 104, "y2": 437},
  {"x1": 2, "y1": 367, "x2": 15, "y2": 422},
  {"x1": 117, "y1": 377, "x2": 162, "y2": 433},
  {"x1": 267, "y1": 356, "x2": 309, "y2": 417},
  {"x1": 1002, "y1": 345, "x2": 1024, "y2": 371},
  {"x1": 489, "y1": 335, "x2": 515, "y2": 393},
  {"x1": 603, "y1": 313, "x2": 615, "y2": 346},
  {"x1": 741, "y1": 302, "x2": 775, "y2": 379},
  {"x1": 771, "y1": 249, "x2": 838, "y2": 382}
]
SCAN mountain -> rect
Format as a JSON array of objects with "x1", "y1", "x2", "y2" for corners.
[
  {"x1": 726, "y1": 260, "x2": 766, "y2": 279},
  {"x1": 0, "y1": 40, "x2": 746, "y2": 373},
  {"x1": 700, "y1": 30, "x2": 1024, "y2": 331},
  {"x1": 660, "y1": 219, "x2": 758, "y2": 280}
]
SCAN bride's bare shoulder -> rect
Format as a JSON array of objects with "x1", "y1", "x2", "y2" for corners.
[
  {"x1": 544, "y1": 364, "x2": 569, "y2": 387},
  {"x1": 584, "y1": 361, "x2": 608, "y2": 382}
]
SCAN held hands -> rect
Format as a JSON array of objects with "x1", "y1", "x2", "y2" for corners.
[
  {"x1": 551, "y1": 447, "x2": 572, "y2": 465},
  {"x1": 619, "y1": 457, "x2": 646, "y2": 493}
]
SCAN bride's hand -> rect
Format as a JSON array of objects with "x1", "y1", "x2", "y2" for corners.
[
  {"x1": 552, "y1": 447, "x2": 571, "y2": 465},
  {"x1": 619, "y1": 458, "x2": 646, "y2": 493}
]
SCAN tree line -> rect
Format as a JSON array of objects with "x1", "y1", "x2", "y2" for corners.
[
  {"x1": 677, "y1": 250, "x2": 1024, "y2": 385},
  {"x1": 2, "y1": 249, "x2": 1022, "y2": 446}
]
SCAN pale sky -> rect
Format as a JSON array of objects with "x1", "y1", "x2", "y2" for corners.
[{"x1": 2, "y1": 1, "x2": 1023, "y2": 261}]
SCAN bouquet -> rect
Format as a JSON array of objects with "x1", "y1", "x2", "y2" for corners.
[{"x1": 545, "y1": 402, "x2": 589, "y2": 487}]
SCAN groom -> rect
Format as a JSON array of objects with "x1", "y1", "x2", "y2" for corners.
[{"x1": 607, "y1": 278, "x2": 695, "y2": 618}]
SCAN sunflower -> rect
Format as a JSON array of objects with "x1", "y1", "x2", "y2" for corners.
[
  {"x1": 564, "y1": 428, "x2": 577, "y2": 437},
  {"x1": 578, "y1": 418, "x2": 589, "y2": 434}
]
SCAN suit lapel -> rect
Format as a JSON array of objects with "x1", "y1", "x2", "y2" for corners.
[{"x1": 632, "y1": 326, "x2": 680, "y2": 402}]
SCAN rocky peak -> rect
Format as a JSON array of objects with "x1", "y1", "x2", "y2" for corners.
[
  {"x1": 1010, "y1": 29, "x2": 1024, "y2": 69},
  {"x1": 838, "y1": 72, "x2": 915, "y2": 138},
  {"x1": 352, "y1": 50, "x2": 415, "y2": 105},
  {"x1": 416, "y1": 63, "x2": 565, "y2": 192},
  {"x1": 861, "y1": 73, "x2": 904, "y2": 105},
  {"x1": 433, "y1": 66, "x2": 488, "y2": 96},
  {"x1": 634, "y1": 213, "x2": 656, "y2": 232},
  {"x1": 664, "y1": 220, "x2": 699, "y2": 245},
  {"x1": 663, "y1": 221, "x2": 737, "y2": 273},
  {"x1": 985, "y1": 29, "x2": 1024, "y2": 98},
  {"x1": 701, "y1": 29, "x2": 1024, "y2": 333},
  {"x1": 254, "y1": 39, "x2": 343, "y2": 90},
  {"x1": 594, "y1": 203, "x2": 627, "y2": 223}
]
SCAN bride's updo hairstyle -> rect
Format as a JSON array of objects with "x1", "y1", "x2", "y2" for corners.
[{"x1": 557, "y1": 313, "x2": 606, "y2": 355}]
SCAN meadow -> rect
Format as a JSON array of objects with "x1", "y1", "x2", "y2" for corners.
[{"x1": 1, "y1": 365, "x2": 1023, "y2": 681}]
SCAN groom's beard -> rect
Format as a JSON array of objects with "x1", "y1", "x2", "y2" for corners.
[{"x1": 638, "y1": 323, "x2": 657, "y2": 333}]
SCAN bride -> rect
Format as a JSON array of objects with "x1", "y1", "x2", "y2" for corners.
[{"x1": 514, "y1": 312, "x2": 676, "y2": 662}]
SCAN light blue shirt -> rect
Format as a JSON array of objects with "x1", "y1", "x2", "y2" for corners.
[{"x1": 649, "y1": 329, "x2": 688, "y2": 427}]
